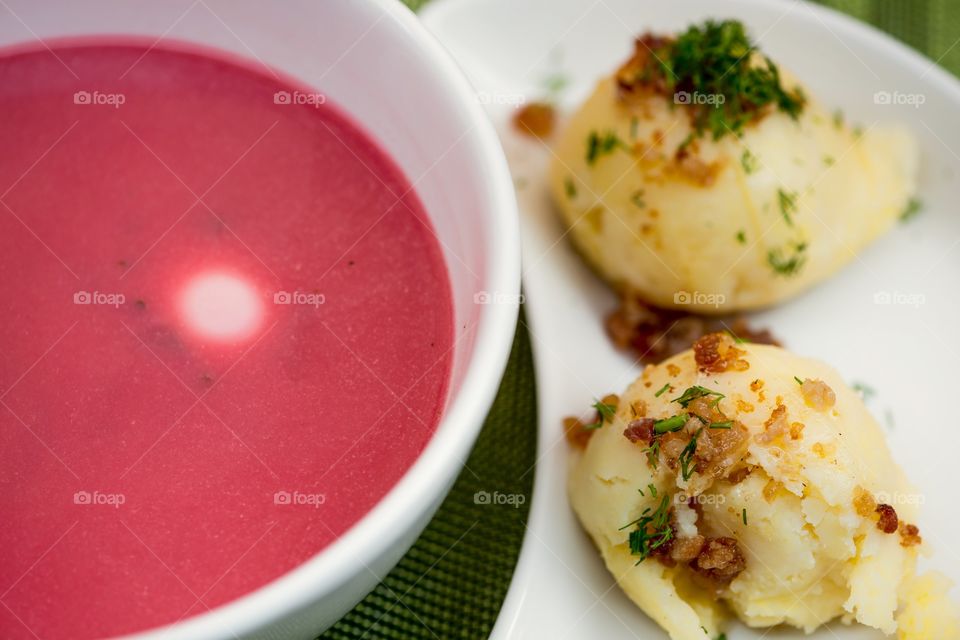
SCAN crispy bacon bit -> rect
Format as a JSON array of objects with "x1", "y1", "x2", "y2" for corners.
[
  {"x1": 899, "y1": 523, "x2": 922, "y2": 547},
  {"x1": 750, "y1": 379, "x2": 764, "y2": 392},
  {"x1": 875, "y1": 504, "x2": 899, "y2": 534},
  {"x1": 647, "y1": 398, "x2": 748, "y2": 481},
  {"x1": 853, "y1": 487, "x2": 877, "y2": 518},
  {"x1": 616, "y1": 34, "x2": 674, "y2": 101},
  {"x1": 624, "y1": 418, "x2": 655, "y2": 444},
  {"x1": 512, "y1": 101, "x2": 555, "y2": 139},
  {"x1": 736, "y1": 399, "x2": 755, "y2": 413},
  {"x1": 691, "y1": 537, "x2": 746, "y2": 583},
  {"x1": 564, "y1": 416, "x2": 592, "y2": 449},
  {"x1": 605, "y1": 296, "x2": 778, "y2": 365},
  {"x1": 670, "y1": 534, "x2": 706, "y2": 563},
  {"x1": 693, "y1": 332, "x2": 750, "y2": 373},
  {"x1": 801, "y1": 379, "x2": 836, "y2": 411}
]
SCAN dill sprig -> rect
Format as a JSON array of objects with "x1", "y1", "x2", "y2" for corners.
[
  {"x1": 583, "y1": 398, "x2": 618, "y2": 430},
  {"x1": 648, "y1": 20, "x2": 806, "y2": 141},
  {"x1": 622, "y1": 493, "x2": 673, "y2": 563},
  {"x1": 678, "y1": 427, "x2": 703, "y2": 480},
  {"x1": 672, "y1": 385, "x2": 725, "y2": 408}
]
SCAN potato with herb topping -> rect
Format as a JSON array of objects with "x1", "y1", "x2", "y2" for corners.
[
  {"x1": 550, "y1": 20, "x2": 918, "y2": 313},
  {"x1": 568, "y1": 332, "x2": 958, "y2": 639}
]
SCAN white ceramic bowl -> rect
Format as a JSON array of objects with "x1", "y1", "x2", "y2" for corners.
[{"x1": 0, "y1": 0, "x2": 519, "y2": 637}]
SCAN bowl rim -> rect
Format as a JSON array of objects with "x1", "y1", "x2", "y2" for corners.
[{"x1": 114, "y1": 0, "x2": 520, "y2": 637}]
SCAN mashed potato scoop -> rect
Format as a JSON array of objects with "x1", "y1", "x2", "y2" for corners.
[
  {"x1": 566, "y1": 332, "x2": 958, "y2": 639},
  {"x1": 550, "y1": 20, "x2": 919, "y2": 313}
]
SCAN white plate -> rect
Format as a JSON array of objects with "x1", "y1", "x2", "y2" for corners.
[{"x1": 422, "y1": 0, "x2": 960, "y2": 638}]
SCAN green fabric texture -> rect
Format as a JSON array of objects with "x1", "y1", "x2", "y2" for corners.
[{"x1": 322, "y1": 1, "x2": 959, "y2": 638}]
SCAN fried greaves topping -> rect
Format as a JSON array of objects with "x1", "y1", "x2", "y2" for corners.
[
  {"x1": 693, "y1": 332, "x2": 750, "y2": 373},
  {"x1": 606, "y1": 294, "x2": 779, "y2": 365}
]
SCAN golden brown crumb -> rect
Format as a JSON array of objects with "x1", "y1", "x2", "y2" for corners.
[
  {"x1": 899, "y1": 522, "x2": 922, "y2": 547},
  {"x1": 756, "y1": 404, "x2": 788, "y2": 444},
  {"x1": 736, "y1": 398, "x2": 755, "y2": 413},
  {"x1": 801, "y1": 378, "x2": 837, "y2": 411},
  {"x1": 789, "y1": 421, "x2": 805, "y2": 440},
  {"x1": 513, "y1": 101, "x2": 555, "y2": 139},
  {"x1": 853, "y1": 487, "x2": 877, "y2": 517},
  {"x1": 667, "y1": 363, "x2": 681, "y2": 377}
]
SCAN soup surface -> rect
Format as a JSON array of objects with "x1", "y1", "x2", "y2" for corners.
[{"x1": 0, "y1": 42, "x2": 453, "y2": 639}]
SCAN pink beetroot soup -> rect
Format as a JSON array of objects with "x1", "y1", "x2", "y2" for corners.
[{"x1": 0, "y1": 42, "x2": 453, "y2": 639}]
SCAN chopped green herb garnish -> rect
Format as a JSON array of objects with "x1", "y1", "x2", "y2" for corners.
[
  {"x1": 586, "y1": 129, "x2": 630, "y2": 165},
  {"x1": 624, "y1": 20, "x2": 805, "y2": 143},
  {"x1": 851, "y1": 381, "x2": 875, "y2": 400},
  {"x1": 742, "y1": 508, "x2": 748, "y2": 525},
  {"x1": 740, "y1": 148, "x2": 759, "y2": 174},
  {"x1": 644, "y1": 439, "x2": 661, "y2": 468},
  {"x1": 564, "y1": 177, "x2": 577, "y2": 199},
  {"x1": 584, "y1": 398, "x2": 617, "y2": 429},
  {"x1": 654, "y1": 413, "x2": 689, "y2": 433},
  {"x1": 832, "y1": 109, "x2": 844, "y2": 129},
  {"x1": 794, "y1": 376, "x2": 804, "y2": 385},
  {"x1": 654, "y1": 382, "x2": 671, "y2": 397},
  {"x1": 900, "y1": 197, "x2": 922, "y2": 222},
  {"x1": 672, "y1": 385, "x2": 725, "y2": 408},
  {"x1": 709, "y1": 421, "x2": 733, "y2": 429},
  {"x1": 630, "y1": 116, "x2": 639, "y2": 140},
  {"x1": 630, "y1": 189, "x2": 646, "y2": 208},
  {"x1": 777, "y1": 188, "x2": 798, "y2": 227},
  {"x1": 542, "y1": 72, "x2": 569, "y2": 96},
  {"x1": 678, "y1": 427, "x2": 703, "y2": 481},
  {"x1": 735, "y1": 230, "x2": 746, "y2": 244},
  {"x1": 767, "y1": 242, "x2": 807, "y2": 276},
  {"x1": 823, "y1": 154, "x2": 835, "y2": 166},
  {"x1": 648, "y1": 483, "x2": 658, "y2": 497},
  {"x1": 624, "y1": 493, "x2": 673, "y2": 563}
]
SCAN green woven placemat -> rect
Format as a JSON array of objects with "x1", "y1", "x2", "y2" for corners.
[{"x1": 321, "y1": 1, "x2": 960, "y2": 638}]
